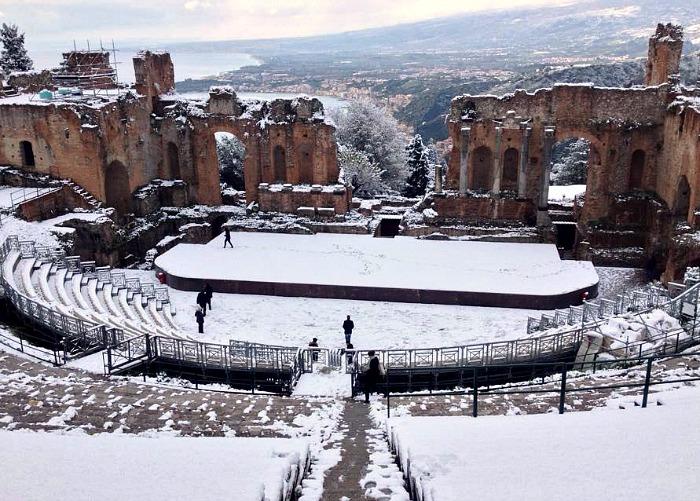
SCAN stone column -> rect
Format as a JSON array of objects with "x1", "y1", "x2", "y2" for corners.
[
  {"x1": 434, "y1": 164, "x2": 443, "y2": 193},
  {"x1": 517, "y1": 126, "x2": 532, "y2": 198},
  {"x1": 492, "y1": 126, "x2": 503, "y2": 194},
  {"x1": 537, "y1": 126, "x2": 556, "y2": 225},
  {"x1": 459, "y1": 126, "x2": 471, "y2": 194}
]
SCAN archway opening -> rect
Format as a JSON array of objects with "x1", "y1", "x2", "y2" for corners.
[
  {"x1": 273, "y1": 145, "x2": 287, "y2": 183},
  {"x1": 501, "y1": 147, "x2": 519, "y2": 192},
  {"x1": 215, "y1": 132, "x2": 246, "y2": 192},
  {"x1": 298, "y1": 145, "x2": 314, "y2": 184},
  {"x1": 674, "y1": 175, "x2": 691, "y2": 219},
  {"x1": 629, "y1": 149, "x2": 645, "y2": 190},
  {"x1": 104, "y1": 160, "x2": 131, "y2": 214},
  {"x1": 20, "y1": 141, "x2": 35, "y2": 167},
  {"x1": 166, "y1": 142, "x2": 181, "y2": 180},
  {"x1": 548, "y1": 137, "x2": 590, "y2": 204},
  {"x1": 471, "y1": 146, "x2": 492, "y2": 191}
]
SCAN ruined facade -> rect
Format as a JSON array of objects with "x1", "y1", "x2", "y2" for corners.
[
  {"x1": 0, "y1": 51, "x2": 347, "y2": 217},
  {"x1": 439, "y1": 23, "x2": 700, "y2": 279}
]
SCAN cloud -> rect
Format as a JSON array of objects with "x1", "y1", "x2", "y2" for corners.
[{"x1": 184, "y1": 0, "x2": 211, "y2": 11}]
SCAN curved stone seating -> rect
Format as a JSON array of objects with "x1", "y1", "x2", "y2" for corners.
[{"x1": 3, "y1": 240, "x2": 186, "y2": 344}]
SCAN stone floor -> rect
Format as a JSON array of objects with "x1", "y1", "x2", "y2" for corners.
[{"x1": 0, "y1": 350, "x2": 338, "y2": 437}]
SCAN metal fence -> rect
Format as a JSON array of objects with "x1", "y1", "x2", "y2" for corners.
[
  {"x1": 383, "y1": 352, "x2": 700, "y2": 418},
  {"x1": 349, "y1": 329, "x2": 583, "y2": 374}
]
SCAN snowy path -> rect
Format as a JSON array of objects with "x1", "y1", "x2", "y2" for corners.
[{"x1": 320, "y1": 400, "x2": 409, "y2": 501}]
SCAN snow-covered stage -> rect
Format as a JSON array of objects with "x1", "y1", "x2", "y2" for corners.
[{"x1": 155, "y1": 233, "x2": 599, "y2": 309}]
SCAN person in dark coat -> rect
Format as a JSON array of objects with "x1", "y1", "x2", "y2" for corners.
[
  {"x1": 342, "y1": 315, "x2": 354, "y2": 344},
  {"x1": 196, "y1": 290, "x2": 208, "y2": 315},
  {"x1": 223, "y1": 227, "x2": 233, "y2": 248},
  {"x1": 195, "y1": 306, "x2": 205, "y2": 334},
  {"x1": 204, "y1": 283, "x2": 213, "y2": 311},
  {"x1": 309, "y1": 337, "x2": 319, "y2": 362},
  {"x1": 364, "y1": 350, "x2": 381, "y2": 403}
]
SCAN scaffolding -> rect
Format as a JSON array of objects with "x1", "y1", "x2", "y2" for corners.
[{"x1": 49, "y1": 40, "x2": 123, "y2": 96}]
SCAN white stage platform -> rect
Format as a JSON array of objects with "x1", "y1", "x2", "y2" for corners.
[{"x1": 155, "y1": 233, "x2": 599, "y2": 308}]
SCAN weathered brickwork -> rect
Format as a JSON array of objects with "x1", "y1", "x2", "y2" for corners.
[{"x1": 0, "y1": 51, "x2": 347, "y2": 215}]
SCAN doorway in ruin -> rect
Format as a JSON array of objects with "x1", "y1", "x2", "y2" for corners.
[
  {"x1": 215, "y1": 132, "x2": 246, "y2": 193},
  {"x1": 674, "y1": 175, "x2": 691, "y2": 219},
  {"x1": 548, "y1": 138, "x2": 590, "y2": 205},
  {"x1": 165, "y1": 142, "x2": 181, "y2": 180},
  {"x1": 20, "y1": 141, "x2": 35, "y2": 167},
  {"x1": 104, "y1": 160, "x2": 131, "y2": 214},
  {"x1": 501, "y1": 147, "x2": 519, "y2": 192},
  {"x1": 629, "y1": 150, "x2": 646, "y2": 190},
  {"x1": 374, "y1": 216, "x2": 402, "y2": 238},
  {"x1": 471, "y1": 146, "x2": 492, "y2": 191}
]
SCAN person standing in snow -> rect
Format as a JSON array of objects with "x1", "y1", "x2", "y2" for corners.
[
  {"x1": 196, "y1": 289, "x2": 208, "y2": 315},
  {"x1": 363, "y1": 350, "x2": 382, "y2": 403},
  {"x1": 195, "y1": 306, "x2": 205, "y2": 334},
  {"x1": 223, "y1": 227, "x2": 233, "y2": 248},
  {"x1": 342, "y1": 315, "x2": 354, "y2": 345},
  {"x1": 204, "y1": 283, "x2": 213, "y2": 311},
  {"x1": 309, "y1": 338, "x2": 319, "y2": 362}
]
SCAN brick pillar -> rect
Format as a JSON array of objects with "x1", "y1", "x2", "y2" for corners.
[
  {"x1": 459, "y1": 126, "x2": 471, "y2": 195},
  {"x1": 435, "y1": 164, "x2": 443, "y2": 193},
  {"x1": 518, "y1": 126, "x2": 531, "y2": 198},
  {"x1": 537, "y1": 126, "x2": 556, "y2": 226},
  {"x1": 492, "y1": 126, "x2": 503, "y2": 194}
]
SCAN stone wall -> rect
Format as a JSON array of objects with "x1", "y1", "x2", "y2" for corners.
[
  {"x1": 431, "y1": 192, "x2": 536, "y2": 223},
  {"x1": 257, "y1": 183, "x2": 351, "y2": 214},
  {"x1": 0, "y1": 53, "x2": 342, "y2": 216}
]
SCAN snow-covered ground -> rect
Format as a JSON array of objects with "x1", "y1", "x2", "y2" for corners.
[
  {"x1": 548, "y1": 184, "x2": 586, "y2": 201},
  {"x1": 0, "y1": 186, "x2": 57, "y2": 209},
  {"x1": 126, "y1": 265, "x2": 643, "y2": 350},
  {"x1": 387, "y1": 385, "x2": 700, "y2": 501},
  {"x1": 155, "y1": 232, "x2": 599, "y2": 296},
  {"x1": 0, "y1": 431, "x2": 309, "y2": 501}
]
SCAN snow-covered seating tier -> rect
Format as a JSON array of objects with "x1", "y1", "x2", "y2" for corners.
[
  {"x1": 0, "y1": 236, "x2": 183, "y2": 355},
  {"x1": 0, "y1": 236, "x2": 305, "y2": 394}
]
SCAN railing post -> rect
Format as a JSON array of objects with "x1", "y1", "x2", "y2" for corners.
[
  {"x1": 642, "y1": 357, "x2": 653, "y2": 408},
  {"x1": 145, "y1": 334, "x2": 152, "y2": 359},
  {"x1": 472, "y1": 368, "x2": 478, "y2": 418},
  {"x1": 386, "y1": 370, "x2": 391, "y2": 419},
  {"x1": 558, "y1": 364, "x2": 568, "y2": 415}
]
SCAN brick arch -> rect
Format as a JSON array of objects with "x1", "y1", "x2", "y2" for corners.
[
  {"x1": 471, "y1": 145, "x2": 492, "y2": 191},
  {"x1": 104, "y1": 160, "x2": 131, "y2": 214}
]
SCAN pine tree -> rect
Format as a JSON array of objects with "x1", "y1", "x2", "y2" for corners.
[
  {"x1": 403, "y1": 134, "x2": 430, "y2": 197},
  {"x1": 0, "y1": 23, "x2": 33, "y2": 74}
]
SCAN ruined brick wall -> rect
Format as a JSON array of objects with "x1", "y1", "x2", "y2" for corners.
[
  {"x1": 645, "y1": 23, "x2": 684, "y2": 86},
  {"x1": 133, "y1": 51, "x2": 175, "y2": 99},
  {"x1": 432, "y1": 194, "x2": 535, "y2": 223},
  {"x1": 447, "y1": 84, "x2": 669, "y2": 223},
  {"x1": 7, "y1": 70, "x2": 53, "y2": 92},
  {"x1": 257, "y1": 185, "x2": 350, "y2": 214},
  {"x1": 658, "y1": 103, "x2": 700, "y2": 225}
]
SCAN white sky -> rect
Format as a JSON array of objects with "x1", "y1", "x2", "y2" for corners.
[{"x1": 0, "y1": 0, "x2": 575, "y2": 48}]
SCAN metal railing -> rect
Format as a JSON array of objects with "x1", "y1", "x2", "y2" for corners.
[
  {"x1": 383, "y1": 351, "x2": 700, "y2": 418},
  {"x1": 349, "y1": 329, "x2": 583, "y2": 374}
]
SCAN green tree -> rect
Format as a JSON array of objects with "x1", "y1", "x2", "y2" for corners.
[{"x1": 0, "y1": 23, "x2": 33, "y2": 74}]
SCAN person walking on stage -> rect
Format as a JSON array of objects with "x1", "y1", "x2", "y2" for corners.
[
  {"x1": 364, "y1": 350, "x2": 381, "y2": 403},
  {"x1": 196, "y1": 289, "x2": 208, "y2": 315},
  {"x1": 342, "y1": 315, "x2": 354, "y2": 344},
  {"x1": 223, "y1": 227, "x2": 233, "y2": 248},
  {"x1": 195, "y1": 306, "x2": 205, "y2": 334},
  {"x1": 204, "y1": 283, "x2": 213, "y2": 311}
]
